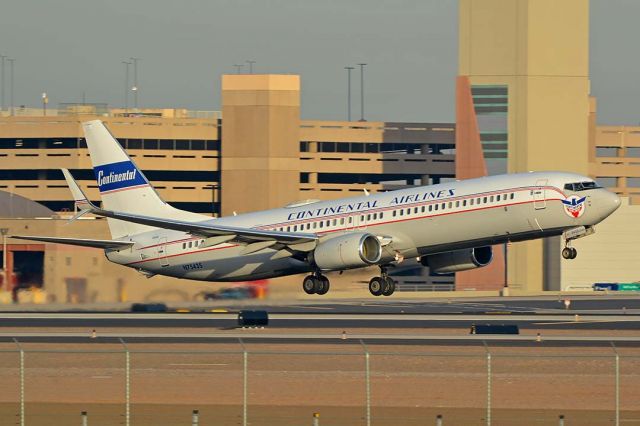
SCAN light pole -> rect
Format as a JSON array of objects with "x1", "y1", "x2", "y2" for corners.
[
  {"x1": 0, "y1": 55, "x2": 5, "y2": 113},
  {"x1": 122, "y1": 61, "x2": 131, "y2": 113},
  {"x1": 41, "y1": 92, "x2": 48, "y2": 116},
  {"x1": 0, "y1": 228, "x2": 8, "y2": 290},
  {"x1": 246, "y1": 60, "x2": 256, "y2": 74},
  {"x1": 7, "y1": 58, "x2": 14, "y2": 116},
  {"x1": 344, "y1": 66, "x2": 354, "y2": 121},
  {"x1": 129, "y1": 57, "x2": 140, "y2": 110},
  {"x1": 233, "y1": 64, "x2": 244, "y2": 74},
  {"x1": 357, "y1": 63, "x2": 367, "y2": 121}
]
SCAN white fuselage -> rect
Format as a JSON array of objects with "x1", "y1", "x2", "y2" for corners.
[{"x1": 105, "y1": 171, "x2": 620, "y2": 281}]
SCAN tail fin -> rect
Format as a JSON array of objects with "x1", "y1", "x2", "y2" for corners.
[{"x1": 81, "y1": 120, "x2": 204, "y2": 238}]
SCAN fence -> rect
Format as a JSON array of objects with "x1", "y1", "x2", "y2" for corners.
[{"x1": 0, "y1": 338, "x2": 637, "y2": 425}]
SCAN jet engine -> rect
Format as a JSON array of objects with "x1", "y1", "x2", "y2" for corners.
[
  {"x1": 420, "y1": 246, "x2": 493, "y2": 274},
  {"x1": 311, "y1": 232, "x2": 382, "y2": 270}
]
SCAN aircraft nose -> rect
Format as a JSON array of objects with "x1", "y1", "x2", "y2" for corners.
[{"x1": 607, "y1": 190, "x2": 621, "y2": 213}]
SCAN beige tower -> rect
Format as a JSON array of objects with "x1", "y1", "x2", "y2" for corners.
[
  {"x1": 458, "y1": 0, "x2": 590, "y2": 291},
  {"x1": 221, "y1": 75, "x2": 301, "y2": 216}
]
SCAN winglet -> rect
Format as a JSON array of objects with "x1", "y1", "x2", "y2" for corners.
[{"x1": 61, "y1": 168, "x2": 98, "y2": 222}]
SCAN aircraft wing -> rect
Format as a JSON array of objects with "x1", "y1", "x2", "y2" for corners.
[
  {"x1": 11, "y1": 235, "x2": 134, "y2": 250},
  {"x1": 89, "y1": 207, "x2": 318, "y2": 246}
]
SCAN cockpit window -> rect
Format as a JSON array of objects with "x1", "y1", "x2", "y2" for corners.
[{"x1": 564, "y1": 181, "x2": 600, "y2": 192}]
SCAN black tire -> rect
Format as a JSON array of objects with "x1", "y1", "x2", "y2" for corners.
[
  {"x1": 562, "y1": 247, "x2": 573, "y2": 260},
  {"x1": 570, "y1": 247, "x2": 578, "y2": 259},
  {"x1": 382, "y1": 277, "x2": 396, "y2": 296},
  {"x1": 369, "y1": 277, "x2": 384, "y2": 296},
  {"x1": 303, "y1": 275, "x2": 317, "y2": 294},
  {"x1": 316, "y1": 276, "x2": 330, "y2": 295}
]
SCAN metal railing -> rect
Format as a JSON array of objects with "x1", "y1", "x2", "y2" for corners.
[{"x1": 0, "y1": 338, "x2": 637, "y2": 425}]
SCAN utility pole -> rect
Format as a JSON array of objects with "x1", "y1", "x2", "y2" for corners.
[
  {"x1": 357, "y1": 63, "x2": 367, "y2": 121},
  {"x1": 7, "y1": 58, "x2": 14, "y2": 116},
  {"x1": 0, "y1": 55, "x2": 5, "y2": 113},
  {"x1": 122, "y1": 61, "x2": 131, "y2": 113},
  {"x1": 129, "y1": 57, "x2": 139, "y2": 110},
  {"x1": 233, "y1": 64, "x2": 244, "y2": 74},
  {"x1": 344, "y1": 66, "x2": 354, "y2": 121},
  {"x1": 246, "y1": 60, "x2": 256, "y2": 74}
]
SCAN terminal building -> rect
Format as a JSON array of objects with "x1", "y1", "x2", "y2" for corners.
[{"x1": 0, "y1": 0, "x2": 639, "y2": 303}]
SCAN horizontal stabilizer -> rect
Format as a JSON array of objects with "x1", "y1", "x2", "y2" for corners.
[{"x1": 11, "y1": 235, "x2": 134, "y2": 250}]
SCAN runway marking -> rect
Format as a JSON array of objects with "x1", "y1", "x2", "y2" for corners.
[
  {"x1": 168, "y1": 363, "x2": 229, "y2": 367},
  {"x1": 534, "y1": 320, "x2": 630, "y2": 325},
  {"x1": 287, "y1": 305, "x2": 335, "y2": 310}
]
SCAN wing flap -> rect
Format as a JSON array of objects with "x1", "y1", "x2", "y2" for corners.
[{"x1": 11, "y1": 235, "x2": 134, "y2": 250}]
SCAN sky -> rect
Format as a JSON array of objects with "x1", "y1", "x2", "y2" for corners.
[{"x1": 0, "y1": 0, "x2": 636, "y2": 124}]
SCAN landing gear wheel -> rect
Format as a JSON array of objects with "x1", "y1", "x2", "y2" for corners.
[
  {"x1": 303, "y1": 275, "x2": 317, "y2": 294},
  {"x1": 368, "y1": 277, "x2": 384, "y2": 296},
  {"x1": 316, "y1": 276, "x2": 330, "y2": 295},
  {"x1": 562, "y1": 247, "x2": 578, "y2": 260},
  {"x1": 381, "y1": 277, "x2": 396, "y2": 296}
]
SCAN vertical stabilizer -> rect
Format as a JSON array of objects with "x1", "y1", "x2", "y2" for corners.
[{"x1": 82, "y1": 120, "x2": 204, "y2": 238}]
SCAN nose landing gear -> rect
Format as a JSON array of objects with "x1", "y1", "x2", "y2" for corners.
[{"x1": 562, "y1": 246, "x2": 577, "y2": 260}]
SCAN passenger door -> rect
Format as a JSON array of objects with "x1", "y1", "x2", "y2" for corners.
[
  {"x1": 157, "y1": 237, "x2": 169, "y2": 267},
  {"x1": 533, "y1": 179, "x2": 547, "y2": 210}
]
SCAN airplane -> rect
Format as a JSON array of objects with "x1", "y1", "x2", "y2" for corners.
[{"x1": 13, "y1": 120, "x2": 621, "y2": 296}]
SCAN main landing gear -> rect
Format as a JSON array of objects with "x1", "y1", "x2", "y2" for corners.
[
  {"x1": 368, "y1": 267, "x2": 396, "y2": 297},
  {"x1": 562, "y1": 246, "x2": 577, "y2": 260},
  {"x1": 302, "y1": 273, "x2": 330, "y2": 295}
]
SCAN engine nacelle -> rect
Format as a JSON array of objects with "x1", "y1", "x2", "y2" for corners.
[
  {"x1": 420, "y1": 246, "x2": 493, "y2": 274},
  {"x1": 312, "y1": 232, "x2": 382, "y2": 270}
]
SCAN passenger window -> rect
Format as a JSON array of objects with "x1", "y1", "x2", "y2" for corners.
[
  {"x1": 448, "y1": 202, "x2": 452, "y2": 208},
  {"x1": 400, "y1": 209, "x2": 404, "y2": 216},
  {"x1": 188, "y1": 241, "x2": 192, "y2": 248},
  {"x1": 340, "y1": 218, "x2": 345, "y2": 225},
  {"x1": 441, "y1": 203, "x2": 445, "y2": 210},
  {"x1": 348, "y1": 217, "x2": 353, "y2": 223},
  {"x1": 287, "y1": 226, "x2": 290, "y2": 232},
  {"x1": 313, "y1": 222, "x2": 317, "y2": 229},
  {"x1": 293, "y1": 225, "x2": 297, "y2": 231},
  {"x1": 326, "y1": 220, "x2": 330, "y2": 227},
  {"x1": 483, "y1": 197, "x2": 488, "y2": 203},
  {"x1": 319, "y1": 222, "x2": 323, "y2": 228},
  {"x1": 406, "y1": 208, "x2": 410, "y2": 215},
  {"x1": 456, "y1": 201, "x2": 460, "y2": 207},
  {"x1": 476, "y1": 198, "x2": 481, "y2": 204},
  {"x1": 428, "y1": 205, "x2": 432, "y2": 212},
  {"x1": 380, "y1": 212, "x2": 384, "y2": 219},
  {"x1": 332, "y1": 219, "x2": 336, "y2": 226},
  {"x1": 367, "y1": 214, "x2": 371, "y2": 221},
  {"x1": 421, "y1": 206, "x2": 425, "y2": 213},
  {"x1": 470, "y1": 199, "x2": 474, "y2": 206},
  {"x1": 393, "y1": 210, "x2": 397, "y2": 217},
  {"x1": 414, "y1": 207, "x2": 418, "y2": 214},
  {"x1": 182, "y1": 243, "x2": 186, "y2": 249},
  {"x1": 434, "y1": 204, "x2": 438, "y2": 211},
  {"x1": 490, "y1": 196, "x2": 494, "y2": 202},
  {"x1": 463, "y1": 200, "x2": 467, "y2": 206},
  {"x1": 510, "y1": 193, "x2": 515, "y2": 200},
  {"x1": 361, "y1": 215, "x2": 365, "y2": 222}
]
